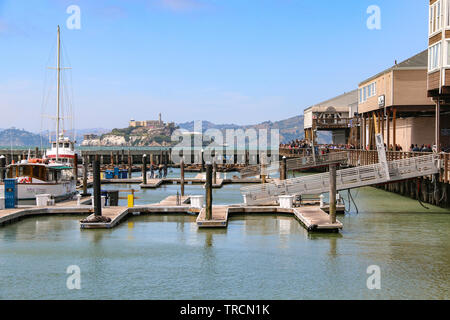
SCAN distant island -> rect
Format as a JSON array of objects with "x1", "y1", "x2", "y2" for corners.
[
  {"x1": 0, "y1": 115, "x2": 332, "y2": 147},
  {"x1": 81, "y1": 114, "x2": 178, "y2": 147}
]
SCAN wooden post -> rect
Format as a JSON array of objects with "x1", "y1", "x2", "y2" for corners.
[
  {"x1": 82, "y1": 156, "x2": 88, "y2": 196},
  {"x1": 180, "y1": 159, "x2": 185, "y2": 196},
  {"x1": 110, "y1": 151, "x2": 114, "y2": 166},
  {"x1": 128, "y1": 150, "x2": 132, "y2": 179},
  {"x1": 260, "y1": 156, "x2": 267, "y2": 184},
  {"x1": 142, "y1": 154, "x2": 147, "y2": 185},
  {"x1": 436, "y1": 99, "x2": 441, "y2": 152},
  {"x1": 377, "y1": 111, "x2": 381, "y2": 136},
  {"x1": 0, "y1": 155, "x2": 6, "y2": 181},
  {"x1": 212, "y1": 161, "x2": 217, "y2": 185},
  {"x1": 280, "y1": 156, "x2": 287, "y2": 180},
  {"x1": 329, "y1": 163, "x2": 337, "y2": 224},
  {"x1": 392, "y1": 107, "x2": 397, "y2": 150},
  {"x1": 73, "y1": 153, "x2": 78, "y2": 182},
  {"x1": 362, "y1": 115, "x2": 366, "y2": 150},
  {"x1": 93, "y1": 160, "x2": 102, "y2": 216},
  {"x1": 205, "y1": 164, "x2": 212, "y2": 220},
  {"x1": 201, "y1": 150, "x2": 205, "y2": 172},
  {"x1": 387, "y1": 109, "x2": 391, "y2": 150}
]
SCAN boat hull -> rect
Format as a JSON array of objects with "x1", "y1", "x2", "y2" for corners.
[{"x1": 0, "y1": 180, "x2": 77, "y2": 201}]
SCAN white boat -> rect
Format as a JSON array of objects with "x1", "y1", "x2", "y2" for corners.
[
  {"x1": 46, "y1": 134, "x2": 76, "y2": 165},
  {"x1": 0, "y1": 26, "x2": 77, "y2": 203},
  {"x1": 1, "y1": 160, "x2": 76, "y2": 201}
]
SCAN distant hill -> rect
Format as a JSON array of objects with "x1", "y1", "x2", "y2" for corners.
[
  {"x1": 0, "y1": 127, "x2": 111, "y2": 147},
  {"x1": 40, "y1": 128, "x2": 111, "y2": 144},
  {"x1": 177, "y1": 116, "x2": 331, "y2": 144},
  {"x1": 0, "y1": 128, "x2": 48, "y2": 147},
  {"x1": 0, "y1": 115, "x2": 332, "y2": 148}
]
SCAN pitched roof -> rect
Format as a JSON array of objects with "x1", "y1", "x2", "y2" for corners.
[
  {"x1": 359, "y1": 50, "x2": 428, "y2": 86},
  {"x1": 304, "y1": 90, "x2": 358, "y2": 112}
]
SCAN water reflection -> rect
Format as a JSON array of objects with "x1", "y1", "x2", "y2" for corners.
[{"x1": 1, "y1": 181, "x2": 449, "y2": 299}]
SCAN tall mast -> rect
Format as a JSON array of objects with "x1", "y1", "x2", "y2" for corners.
[{"x1": 56, "y1": 25, "x2": 61, "y2": 161}]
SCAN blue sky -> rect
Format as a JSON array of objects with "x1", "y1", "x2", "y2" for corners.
[{"x1": 0, "y1": 0, "x2": 429, "y2": 131}]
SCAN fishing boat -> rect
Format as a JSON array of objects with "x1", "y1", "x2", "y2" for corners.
[
  {"x1": 3, "y1": 160, "x2": 76, "y2": 201},
  {"x1": 45, "y1": 134, "x2": 76, "y2": 165},
  {"x1": 0, "y1": 26, "x2": 77, "y2": 202}
]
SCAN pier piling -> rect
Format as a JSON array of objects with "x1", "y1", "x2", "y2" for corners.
[
  {"x1": 180, "y1": 159, "x2": 185, "y2": 196},
  {"x1": 142, "y1": 154, "x2": 147, "y2": 185},
  {"x1": 128, "y1": 151, "x2": 132, "y2": 179},
  {"x1": 0, "y1": 155, "x2": 5, "y2": 181},
  {"x1": 205, "y1": 164, "x2": 213, "y2": 220},
  {"x1": 93, "y1": 160, "x2": 102, "y2": 217},
  {"x1": 329, "y1": 163, "x2": 337, "y2": 224},
  {"x1": 73, "y1": 153, "x2": 78, "y2": 182},
  {"x1": 213, "y1": 162, "x2": 217, "y2": 185},
  {"x1": 280, "y1": 156, "x2": 287, "y2": 180},
  {"x1": 82, "y1": 156, "x2": 88, "y2": 196}
]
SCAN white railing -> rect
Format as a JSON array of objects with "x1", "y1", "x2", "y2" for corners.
[
  {"x1": 240, "y1": 162, "x2": 280, "y2": 178},
  {"x1": 241, "y1": 154, "x2": 440, "y2": 205},
  {"x1": 286, "y1": 151, "x2": 348, "y2": 171}
]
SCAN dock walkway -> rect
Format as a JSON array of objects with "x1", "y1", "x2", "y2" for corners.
[{"x1": 0, "y1": 196, "x2": 342, "y2": 233}]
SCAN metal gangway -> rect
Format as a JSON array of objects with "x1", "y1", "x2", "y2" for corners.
[
  {"x1": 241, "y1": 154, "x2": 441, "y2": 205},
  {"x1": 240, "y1": 151, "x2": 349, "y2": 178},
  {"x1": 240, "y1": 162, "x2": 280, "y2": 179},
  {"x1": 286, "y1": 151, "x2": 348, "y2": 171}
]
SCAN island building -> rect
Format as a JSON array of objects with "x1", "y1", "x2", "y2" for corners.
[{"x1": 129, "y1": 113, "x2": 164, "y2": 128}]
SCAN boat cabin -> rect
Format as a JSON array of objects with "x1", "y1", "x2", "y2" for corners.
[{"x1": 6, "y1": 162, "x2": 74, "y2": 184}]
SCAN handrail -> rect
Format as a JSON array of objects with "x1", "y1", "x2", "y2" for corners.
[{"x1": 241, "y1": 154, "x2": 440, "y2": 205}]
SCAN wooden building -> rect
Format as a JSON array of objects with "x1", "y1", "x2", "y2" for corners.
[
  {"x1": 358, "y1": 50, "x2": 438, "y2": 151},
  {"x1": 303, "y1": 90, "x2": 358, "y2": 145},
  {"x1": 427, "y1": 0, "x2": 450, "y2": 151}
]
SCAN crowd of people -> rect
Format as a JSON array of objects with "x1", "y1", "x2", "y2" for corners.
[
  {"x1": 409, "y1": 144, "x2": 433, "y2": 152},
  {"x1": 280, "y1": 139, "x2": 358, "y2": 152},
  {"x1": 280, "y1": 139, "x2": 437, "y2": 153}
]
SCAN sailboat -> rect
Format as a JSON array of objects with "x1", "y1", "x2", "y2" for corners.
[{"x1": 0, "y1": 26, "x2": 77, "y2": 202}]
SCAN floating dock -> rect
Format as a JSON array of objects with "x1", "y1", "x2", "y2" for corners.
[
  {"x1": 0, "y1": 195, "x2": 343, "y2": 233},
  {"x1": 196, "y1": 206, "x2": 229, "y2": 227}
]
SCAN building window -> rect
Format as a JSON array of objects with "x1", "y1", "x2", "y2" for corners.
[
  {"x1": 430, "y1": 0, "x2": 442, "y2": 35},
  {"x1": 359, "y1": 82, "x2": 377, "y2": 103},
  {"x1": 429, "y1": 42, "x2": 441, "y2": 71},
  {"x1": 447, "y1": 0, "x2": 450, "y2": 26},
  {"x1": 447, "y1": 41, "x2": 450, "y2": 65}
]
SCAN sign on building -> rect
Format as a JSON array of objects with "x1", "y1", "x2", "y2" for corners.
[{"x1": 378, "y1": 95, "x2": 385, "y2": 108}]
